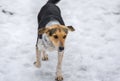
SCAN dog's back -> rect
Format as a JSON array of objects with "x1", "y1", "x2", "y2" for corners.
[
  {"x1": 38, "y1": 0, "x2": 65, "y2": 29},
  {"x1": 38, "y1": 0, "x2": 60, "y2": 21}
]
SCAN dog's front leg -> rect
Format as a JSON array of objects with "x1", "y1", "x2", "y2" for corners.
[
  {"x1": 34, "y1": 46, "x2": 41, "y2": 68},
  {"x1": 56, "y1": 52, "x2": 64, "y2": 81},
  {"x1": 42, "y1": 50, "x2": 48, "y2": 61}
]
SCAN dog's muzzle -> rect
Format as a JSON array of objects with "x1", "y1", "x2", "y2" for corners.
[{"x1": 59, "y1": 46, "x2": 64, "y2": 52}]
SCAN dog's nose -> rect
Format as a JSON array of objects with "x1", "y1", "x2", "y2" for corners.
[{"x1": 59, "y1": 47, "x2": 64, "y2": 51}]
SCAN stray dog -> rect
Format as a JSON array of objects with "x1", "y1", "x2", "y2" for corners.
[{"x1": 34, "y1": 0, "x2": 75, "y2": 81}]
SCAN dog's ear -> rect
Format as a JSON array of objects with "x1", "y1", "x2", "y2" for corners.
[
  {"x1": 38, "y1": 28, "x2": 48, "y2": 34},
  {"x1": 67, "y1": 26, "x2": 75, "y2": 32}
]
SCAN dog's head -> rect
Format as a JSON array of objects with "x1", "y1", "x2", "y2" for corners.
[{"x1": 38, "y1": 24, "x2": 75, "y2": 52}]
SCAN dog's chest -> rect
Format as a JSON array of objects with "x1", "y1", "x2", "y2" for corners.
[
  {"x1": 38, "y1": 37, "x2": 55, "y2": 51},
  {"x1": 42, "y1": 34, "x2": 55, "y2": 51}
]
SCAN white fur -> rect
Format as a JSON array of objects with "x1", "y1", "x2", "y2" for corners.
[
  {"x1": 42, "y1": 34, "x2": 56, "y2": 51},
  {"x1": 46, "y1": 20, "x2": 60, "y2": 27}
]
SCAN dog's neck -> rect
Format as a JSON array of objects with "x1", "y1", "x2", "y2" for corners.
[{"x1": 46, "y1": 20, "x2": 60, "y2": 27}]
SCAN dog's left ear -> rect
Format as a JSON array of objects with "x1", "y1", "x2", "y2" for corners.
[
  {"x1": 67, "y1": 26, "x2": 75, "y2": 32},
  {"x1": 38, "y1": 28, "x2": 48, "y2": 34}
]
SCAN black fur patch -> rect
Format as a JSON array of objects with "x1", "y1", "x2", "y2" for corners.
[
  {"x1": 67, "y1": 26, "x2": 75, "y2": 31},
  {"x1": 47, "y1": 0, "x2": 60, "y2": 4},
  {"x1": 49, "y1": 28, "x2": 57, "y2": 36},
  {"x1": 37, "y1": 0, "x2": 65, "y2": 30}
]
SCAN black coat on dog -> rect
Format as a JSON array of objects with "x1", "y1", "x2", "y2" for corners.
[{"x1": 37, "y1": 0, "x2": 65, "y2": 39}]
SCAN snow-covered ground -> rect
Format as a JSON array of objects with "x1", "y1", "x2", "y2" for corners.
[{"x1": 0, "y1": 0, "x2": 120, "y2": 81}]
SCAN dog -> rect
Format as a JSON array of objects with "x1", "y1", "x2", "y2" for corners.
[{"x1": 34, "y1": 0, "x2": 75, "y2": 81}]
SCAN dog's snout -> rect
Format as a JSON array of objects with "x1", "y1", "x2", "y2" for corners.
[{"x1": 59, "y1": 47, "x2": 64, "y2": 51}]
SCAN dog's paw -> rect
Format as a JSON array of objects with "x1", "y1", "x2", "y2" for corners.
[
  {"x1": 34, "y1": 61, "x2": 41, "y2": 68},
  {"x1": 42, "y1": 54, "x2": 48, "y2": 61},
  {"x1": 55, "y1": 75, "x2": 63, "y2": 81}
]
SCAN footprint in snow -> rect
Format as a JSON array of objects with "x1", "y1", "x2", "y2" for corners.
[
  {"x1": 23, "y1": 63, "x2": 31, "y2": 68},
  {"x1": 2, "y1": 9, "x2": 14, "y2": 15},
  {"x1": 79, "y1": 66, "x2": 87, "y2": 71}
]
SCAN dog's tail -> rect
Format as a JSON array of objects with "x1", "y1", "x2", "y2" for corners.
[{"x1": 47, "y1": 0, "x2": 60, "y2": 4}]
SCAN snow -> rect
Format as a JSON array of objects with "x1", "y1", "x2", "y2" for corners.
[{"x1": 0, "y1": 0, "x2": 120, "y2": 81}]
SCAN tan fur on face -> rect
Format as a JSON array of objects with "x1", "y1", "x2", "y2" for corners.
[
  {"x1": 46, "y1": 25, "x2": 67, "y2": 47},
  {"x1": 38, "y1": 24, "x2": 75, "y2": 48}
]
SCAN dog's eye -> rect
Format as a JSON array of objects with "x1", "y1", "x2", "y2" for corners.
[
  {"x1": 63, "y1": 35, "x2": 66, "y2": 39},
  {"x1": 54, "y1": 35, "x2": 58, "y2": 39}
]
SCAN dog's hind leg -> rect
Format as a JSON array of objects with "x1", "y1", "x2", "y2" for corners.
[
  {"x1": 34, "y1": 39, "x2": 42, "y2": 68},
  {"x1": 42, "y1": 50, "x2": 48, "y2": 61},
  {"x1": 34, "y1": 46, "x2": 41, "y2": 68}
]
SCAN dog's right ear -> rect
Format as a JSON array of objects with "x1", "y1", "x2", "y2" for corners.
[{"x1": 38, "y1": 28, "x2": 48, "y2": 34}]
